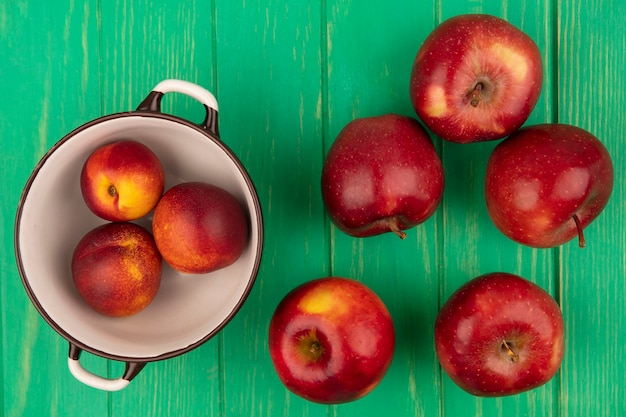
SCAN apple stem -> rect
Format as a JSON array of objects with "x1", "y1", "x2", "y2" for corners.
[
  {"x1": 298, "y1": 328, "x2": 325, "y2": 362},
  {"x1": 469, "y1": 83, "x2": 483, "y2": 107},
  {"x1": 108, "y1": 185, "x2": 118, "y2": 197},
  {"x1": 501, "y1": 340, "x2": 519, "y2": 363},
  {"x1": 388, "y1": 220, "x2": 407, "y2": 240},
  {"x1": 572, "y1": 214, "x2": 586, "y2": 248},
  {"x1": 309, "y1": 341, "x2": 322, "y2": 355}
]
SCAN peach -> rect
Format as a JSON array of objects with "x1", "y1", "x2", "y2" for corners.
[
  {"x1": 152, "y1": 181, "x2": 249, "y2": 274},
  {"x1": 80, "y1": 140, "x2": 165, "y2": 221},
  {"x1": 71, "y1": 222, "x2": 162, "y2": 317}
]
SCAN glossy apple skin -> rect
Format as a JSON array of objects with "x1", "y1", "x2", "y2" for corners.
[
  {"x1": 268, "y1": 277, "x2": 395, "y2": 404},
  {"x1": 435, "y1": 272, "x2": 564, "y2": 397},
  {"x1": 485, "y1": 124, "x2": 614, "y2": 248},
  {"x1": 321, "y1": 114, "x2": 444, "y2": 238},
  {"x1": 152, "y1": 182, "x2": 249, "y2": 274},
  {"x1": 410, "y1": 14, "x2": 543, "y2": 143},
  {"x1": 71, "y1": 222, "x2": 162, "y2": 317},
  {"x1": 80, "y1": 140, "x2": 165, "y2": 221}
]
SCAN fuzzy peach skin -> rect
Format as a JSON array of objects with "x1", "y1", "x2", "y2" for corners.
[
  {"x1": 152, "y1": 182, "x2": 249, "y2": 274},
  {"x1": 71, "y1": 222, "x2": 162, "y2": 317},
  {"x1": 80, "y1": 140, "x2": 165, "y2": 221}
]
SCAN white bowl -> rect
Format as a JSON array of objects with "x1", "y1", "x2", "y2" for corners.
[{"x1": 14, "y1": 80, "x2": 263, "y2": 391}]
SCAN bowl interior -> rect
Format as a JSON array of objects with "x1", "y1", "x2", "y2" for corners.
[{"x1": 16, "y1": 114, "x2": 262, "y2": 360}]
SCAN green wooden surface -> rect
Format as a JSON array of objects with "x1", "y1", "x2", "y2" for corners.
[{"x1": 1, "y1": 0, "x2": 625, "y2": 415}]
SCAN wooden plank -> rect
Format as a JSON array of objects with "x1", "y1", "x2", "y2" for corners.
[
  {"x1": 214, "y1": 2, "x2": 329, "y2": 416},
  {"x1": 98, "y1": 0, "x2": 216, "y2": 117},
  {"x1": 96, "y1": 1, "x2": 222, "y2": 416},
  {"x1": 2, "y1": 0, "x2": 625, "y2": 416},
  {"x1": 322, "y1": 1, "x2": 443, "y2": 416},
  {"x1": 557, "y1": 0, "x2": 626, "y2": 414},
  {"x1": 437, "y1": 2, "x2": 560, "y2": 416},
  {"x1": 1, "y1": 1, "x2": 108, "y2": 417}
]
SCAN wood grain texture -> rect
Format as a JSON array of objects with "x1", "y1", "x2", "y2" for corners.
[
  {"x1": 96, "y1": 1, "x2": 222, "y2": 416},
  {"x1": 215, "y1": 2, "x2": 328, "y2": 416},
  {"x1": 436, "y1": 4, "x2": 562, "y2": 417},
  {"x1": 1, "y1": 2, "x2": 107, "y2": 417},
  {"x1": 557, "y1": 0, "x2": 626, "y2": 414},
  {"x1": 323, "y1": 2, "x2": 443, "y2": 416},
  {"x1": 2, "y1": 0, "x2": 625, "y2": 415}
]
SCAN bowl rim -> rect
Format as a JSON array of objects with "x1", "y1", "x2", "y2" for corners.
[{"x1": 14, "y1": 110, "x2": 264, "y2": 362}]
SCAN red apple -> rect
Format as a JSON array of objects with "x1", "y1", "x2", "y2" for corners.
[
  {"x1": 81, "y1": 140, "x2": 165, "y2": 221},
  {"x1": 268, "y1": 277, "x2": 395, "y2": 404},
  {"x1": 152, "y1": 181, "x2": 249, "y2": 274},
  {"x1": 409, "y1": 14, "x2": 543, "y2": 143},
  {"x1": 485, "y1": 123, "x2": 614, "y2": 248},
  {"x1": 321, "y1": 114, "x2": 444, "y2": 239},
  {"x1": 435, "y1": 272, "x2": 564, "y2": 397},
  {"x1": 72, "y1": 222, "x2": 162, "y2": 317}
]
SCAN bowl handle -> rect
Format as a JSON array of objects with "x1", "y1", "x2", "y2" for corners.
[
  {"x1": 136, "y1": 79, "x2": 219, "y2": 137},
  {"x1": 67, "y1": 343, "x2": 146, "y2": 391}
]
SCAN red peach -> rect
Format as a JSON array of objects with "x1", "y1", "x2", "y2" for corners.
[
  {"x1": 152, "y1": 182, "x2": 249, "y2": 274},
  {"x1": 71, "y1": 222, "x2": 162, "y2": 317},
  {"x1": 80, "y1": 140, "x2": 165, "y2": 221}
]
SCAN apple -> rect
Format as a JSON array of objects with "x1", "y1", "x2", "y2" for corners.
[
  {"x1": 434, "y1": 272, "x2": 564, "y2": 397},
  {"x1": 81, "y1": 140, "x2": 165, "y2": 221},
  {"x1": 485, "y1": 123, "x2": 614, "y2": 248},
  {"x1": 321, "y1": 114, "x2": 444, "y2": 239},
  {"x1": 409, "y1": 14, "x2": 543, "y2": 143},
  {"x1": 71, "y1": 222, "x2": 162, "y2": 317},
  {"x1": 152, "y1": 181, "x2": 249, "y2": 274},
  {"x1": 268, "y1": 277, "x2": 395, "y2": 404}
]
